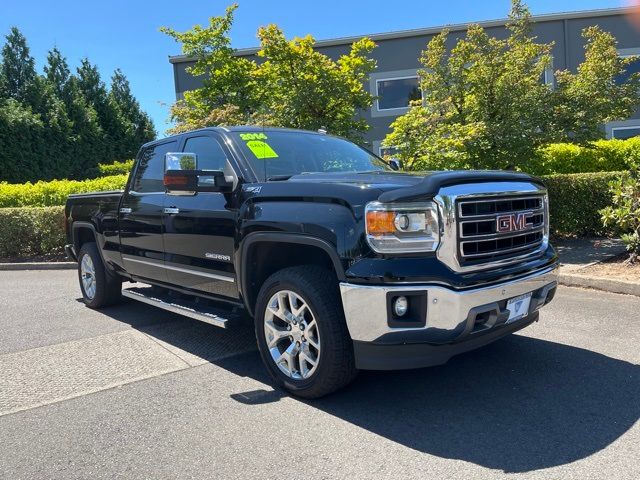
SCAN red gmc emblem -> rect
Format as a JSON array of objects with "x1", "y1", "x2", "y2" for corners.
[{"x1": 496, "y1": 212, "x2": 533, "y2": 233}]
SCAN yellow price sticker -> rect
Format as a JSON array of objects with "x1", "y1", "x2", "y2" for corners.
[{"x1": 246, "y1": 140, "x2": 279, "y2": 159}]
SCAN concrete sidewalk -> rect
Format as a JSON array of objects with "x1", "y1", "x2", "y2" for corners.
[
  {"x1": 554, "y1": 238, "x2": 626, "y2": 272},
  {"x1": 554, "y1": 238, "x2": 639, "y2": 296}
]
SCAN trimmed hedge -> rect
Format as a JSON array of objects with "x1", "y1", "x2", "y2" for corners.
[
  {"x1": 543, "y1": 171, "x2": 628, "y2": 237},
  {"x1": 530, "y1": 138, "x2": 640, "y2": 175},
  {"x1": 97, "y1": 159, "x2": 134, "y2": 176},
  {"x1": 0, "y1": 206, "x2": 66, "y2": 258},
  {"x1": 0, "y1": 174, "x2": 127, "y2": 208}
]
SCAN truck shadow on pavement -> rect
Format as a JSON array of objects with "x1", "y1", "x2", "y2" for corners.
[{"x1": 101, "y1": 299, "x2": 639, "y2": 474}]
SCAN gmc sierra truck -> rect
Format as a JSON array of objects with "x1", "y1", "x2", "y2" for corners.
[{"x1": 65, "y1": 127, "x2": 558, "y2": 398}]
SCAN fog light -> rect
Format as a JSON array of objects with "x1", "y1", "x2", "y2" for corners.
[{"x1": 393, "y1": 296, "x2": 409, "y2": 317}]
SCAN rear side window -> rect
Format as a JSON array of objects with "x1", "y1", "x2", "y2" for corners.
[
  {"x1": 182, "y1": 135, "x2": 228, "y2": 171},
  {"x1": 132, "y1": 141, "x2": 177, "y2": 192}
]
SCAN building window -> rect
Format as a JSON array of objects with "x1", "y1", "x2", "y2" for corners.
[
  {"x1": 542, "y1": 59, "x2": 554, "y2": 86},
  {"x1": 379, "y1": 145, "x2": 400, "y2": 158},
  {"x1": 617, "y1": 48, "x2": 640, "y2": 85},
  {"x1": 611, "y1": 125, "x2": 640, "y2": 140},
  {"x1": 617, "y1": 56, "x2": 640, "y2": 85},
  {"x1": 376, "y1": 76, "x2": 422, "y2": 111}
]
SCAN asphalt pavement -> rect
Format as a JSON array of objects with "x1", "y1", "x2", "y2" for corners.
[{"x1": 0, "y1": 270, "x2": 638, "y2": 479}]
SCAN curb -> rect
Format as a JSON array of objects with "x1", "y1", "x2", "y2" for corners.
[
  {"x1": 3, "y1": 261, "x2": 639, "y2": 296},
  {"x1": 0, "y1": 262, "x2": 76, "y2": 271},
  {"x1": 558, "y1": 272, "x2": 640, "y2": 297}
]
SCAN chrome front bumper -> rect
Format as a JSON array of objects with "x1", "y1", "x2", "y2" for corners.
[{"x1": 339, "y1": 265, "x2": 558, "y2": 344}]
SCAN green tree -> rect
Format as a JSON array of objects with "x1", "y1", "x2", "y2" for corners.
[
  {"x1": 553, "y1": 26, "x2": 640, "y2": 142},
  {"x1": 0, "y1": 27, "x2": 37, "y2": 103},
  {"x1": 108, "y1": 69, "x2": 155, "y2": 157},
  {"x1": 76, "y1": 58, "x2": 124, "y2": 162},
  {"x1": 161, "y1": 4, "x2": 259, "y2": 133},
  {"x1": 61, "y1": 76, "x2": 106, "y2": 178},
  {"x1": 0, "y1": 98, "x2": 45, "y2": 182},
  {"x1": 161, "y1": 4, "x2": 377, "y2": 141},
  {"x1": 255, "y1": 25, "x2": 376, "y2": 141},
  {"x1": 384, "y1": 0, "x2": 640, "y2": 171},
  {"x1": 44, "y1": 47, "x2": 71, "y2": 98},
  {"x1": 0, "y1": 27, "x2": 57, "y2": 182},
  {"x1": 40, "y1": 47, "x2": 107, "y2": 179}
]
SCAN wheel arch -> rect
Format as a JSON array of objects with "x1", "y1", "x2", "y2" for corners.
[
  {"x1": 71, "y1": 222, "x2": 109, "y2": 266},
  {"x1": 239, "y1": 233, "x2": 346, "y2": 317}
]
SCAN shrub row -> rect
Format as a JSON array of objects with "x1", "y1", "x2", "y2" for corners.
[
  {"x1": 0, "y1": 206, "x2": 66, "y2": 258},
  {"x1": 530, "y1": 138, "x2": 640, "y2": 176},
  {"x1": 0, "y1": 171, "x2": 627, "y2": 259},
  {"x1": 0, "y1": 174, "x2": 127, "y2": 208},
  {"x1": 97, "y1": 159, "x2": 134, "y2": 176},
  {"x1": 543, "y1": 171, "x2": 628, "y2": 237}
]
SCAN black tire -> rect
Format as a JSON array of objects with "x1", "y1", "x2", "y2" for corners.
[
  {"x1": 77, "y1": 242, "x2": 122, "y2": 308},
  {"x1": 254, "y1": 266, "x2": 358, "y2": 398}
]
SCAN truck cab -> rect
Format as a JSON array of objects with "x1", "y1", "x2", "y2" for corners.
[{"x1": 65, "y1": 126, "x2": 558, "y2": 398}]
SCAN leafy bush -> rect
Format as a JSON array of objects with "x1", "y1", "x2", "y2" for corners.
[
  {"x1": 0, "y1": 206, "x2": 66, "y2": 258},
  {"x1": 397, "y1": 137, "x2": 640, "y2": 176},
  {"x1": 98, "y1": 159, "x2": 134, "y2": 176},
  {"x1": 530, "y1": 138, "x2": 640, "y2": 175},
  {"x1": 600, "y1": 172, "x2": 640, "y2": 262},
  {"x1": 543, "y1": 171, "x2": 629, "y2": 237},
  {"x1": 0, "y1": 174, "x2": 127, "y2": 208}
]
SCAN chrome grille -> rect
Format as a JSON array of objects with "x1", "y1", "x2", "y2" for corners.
[{"x1": 456, "y1": 195, "x2": 546, "y2": 264}]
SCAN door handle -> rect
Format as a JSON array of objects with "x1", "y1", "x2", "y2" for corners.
[
  {"x1": 119, "y1": 207, "x2": 132, "y2": 214},
  {"x1": 163, "y1": 207, "x2": 180, "y2": 215}
]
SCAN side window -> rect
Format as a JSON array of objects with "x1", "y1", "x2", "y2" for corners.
[
  {"x1": 183, "y1": 136, "x2": 228, "y2": 171},
  {"x1": 132, "y1": 141, "x2": 177, "y2": 192}
]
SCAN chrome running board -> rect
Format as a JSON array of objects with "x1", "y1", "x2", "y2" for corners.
[{"x1": 122, "y1": 287, "x2": 237, "y2": 328}]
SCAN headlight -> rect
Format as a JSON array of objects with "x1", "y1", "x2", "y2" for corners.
[{"x1": 365, "y1": 201, "x2": 440, "y2": 254}]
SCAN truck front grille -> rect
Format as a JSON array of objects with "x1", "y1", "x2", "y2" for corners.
[{"x1": 456, "y1": 195, "x2": 546, "y2": 265}]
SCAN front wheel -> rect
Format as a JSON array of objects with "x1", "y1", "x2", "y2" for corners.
[
  {"x1": 254, "y1": 266, "x2": 357, "y2": 398},
  {"x1": 77, "y1": 242, "x2": 122, "y2": 308}
]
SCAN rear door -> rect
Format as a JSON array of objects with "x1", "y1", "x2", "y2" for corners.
[
  {"x1": 162, "y1": 133, "x2": 239, "y2": 299},
  {"x1": 119, "y1": 140, "x2": 177, "y2": 283}
]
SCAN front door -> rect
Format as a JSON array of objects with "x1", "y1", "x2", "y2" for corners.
[
  {"x1": 119, "y1": 140, "x2": 177, "y2": 283},
  {"x1": 162, "y1": 134, "x2": 239, "y2": 299}
]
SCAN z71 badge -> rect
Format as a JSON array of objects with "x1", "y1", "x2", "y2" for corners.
[{"x1": 243, "y1": 185, "x2": 262, "y2": 194}]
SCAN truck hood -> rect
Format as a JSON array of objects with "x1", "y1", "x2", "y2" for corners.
[{"x1": 280, "y1": 170, "x2": 542, "y2": 202}]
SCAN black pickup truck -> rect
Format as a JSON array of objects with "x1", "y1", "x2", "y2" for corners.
[{"x1": 65, "y1": 126, "x2": 558, "y2": 398}]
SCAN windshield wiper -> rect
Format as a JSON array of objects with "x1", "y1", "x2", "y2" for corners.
[{"x1": 267, "y1": 175, "x2": 293, "y2": 181}]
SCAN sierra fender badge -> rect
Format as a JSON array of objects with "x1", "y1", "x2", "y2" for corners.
[{"x1": 205, "y1": 253, "x2": 231, "y2": 262}]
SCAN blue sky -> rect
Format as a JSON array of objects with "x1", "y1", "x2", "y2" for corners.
[{"x1": 1, "y1": 0, "x2": 626, "y2": 136}]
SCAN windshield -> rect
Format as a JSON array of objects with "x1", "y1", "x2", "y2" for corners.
[{"x1": 230, "y1": 131, "x2": 390, "y2": 180}]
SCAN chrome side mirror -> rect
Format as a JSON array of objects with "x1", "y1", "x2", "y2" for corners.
[{"x1": 165, "y1": 152, "x2": 197, "y2": 171}]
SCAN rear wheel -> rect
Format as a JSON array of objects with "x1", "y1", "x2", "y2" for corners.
[
  {"x1": 77, "y1": 242, "x2": 122, "y2": 308},
  {"x1": 255, "y1": 266, "x2": 357, "y2": 398}
]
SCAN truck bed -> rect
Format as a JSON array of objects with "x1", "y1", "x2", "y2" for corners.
[{"x1": 65, "y1": 190, "x2": 123, "y2": 230}]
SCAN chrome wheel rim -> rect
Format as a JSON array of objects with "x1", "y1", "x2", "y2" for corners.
[
  {"x1": 263, "y1": 290, "x2": 321, "y2": 380},
  {"x1": 80, "y1": 254, "x2": 96, "y2": 300}
]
